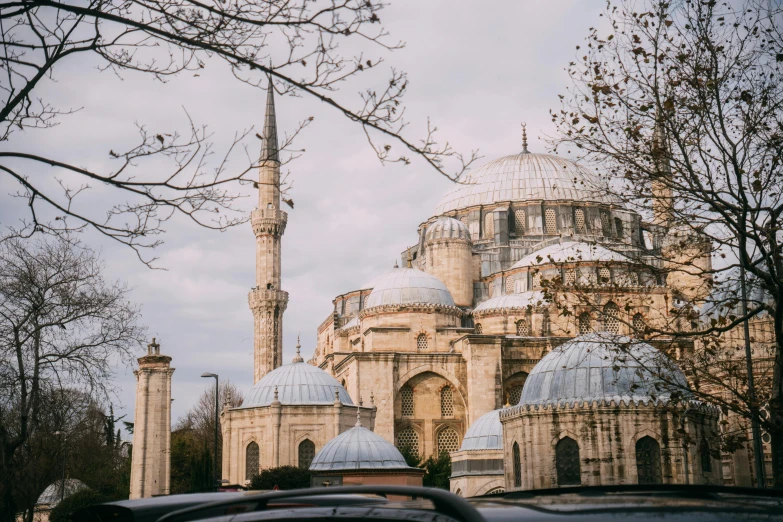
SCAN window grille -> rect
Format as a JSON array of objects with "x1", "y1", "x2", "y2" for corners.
[
  {"x1": 564, "y1": 269, "x2": 576, "y2": 286},
  {"x1": 532, "y1": 272, "x2": 541, "y2": 288},
  {"x1": 437, "y1": 427, "x2": 460, "y2": 455},
  {"x1": 484, "y1": 213, "x2": 495, "y2": 239},
  {"x1": 401, "y1": 385, "x2": 414, "y2": 417},
  {"x1": 440, "y1": 386, "x2": 454, "y2": 417},
  {"x1": 632, "y1": 313, "x2": 646, "y2": 337},
  {"x1": 363, "y1": 294, "x2": 370, "y2": 308},
  {"x1": 245, "y1": 441, "x2": 259, "y2": 480},
  {"x1": 505, "y1": 276, "x2": 515, "y2": 294},
  {"x1": 578, "y1": 313, "x2": 592, "y2": 335},
  {"x1": 598, "y1": 267, "x2": 611, "y2": 285},
  {"x1": 604, "y1": 302, "x2": 620, "y2": 334},
  {"x1": 514, "y1": 209, "x2": 526, "y2": 234},
  {"x1": 516, "y1": 319, "x2": 529, "y2": 336},
  {"x1": 508, "y1": 386, "x2": 524, "y2": 405},
  {"x1": 635, "y1": 436, "x2": 663, "y2": 484},
  {"x1": 513, "y1": 442, "x2": 522, "y2": 487},
  {"x1": 474, "y1": 323, "x2": 483, "y2": 334},
  {"x1": 574, "y1": 209, "x2": 586, "y2": 233},
  {"x1": 460, "y1": 216, "x2": 469, "y2": 226},
  {"x1": 298, "y1": 439, "x2": 315, "y2": 469},
  {"x1": 556, "y1": 437, "x2": 581, "y2": 486},
  {"x1": 601, "y1": 212, "x2": 611, "y2": 236},
  {"x1": 545, "y1": 209, "x2": 557, "y2": 235},
  {"x1": 615, "y1": 217, "x2": 624, "y2": 238},
  {"x1": 628, "y1": 272, "x2": 639, "y2": 286},
  {"x1": 488, "y1": 283, "x2": 494, "y2": 298},
  {"x1": 700, "y1": 439, "x2": 712, "y2": 473},
  {"x1": 397, "y1": 427, "x2": 419, "y2": 455},
  {"x1": 416, "y1": 334, "x2": 428, "y2": 351}
]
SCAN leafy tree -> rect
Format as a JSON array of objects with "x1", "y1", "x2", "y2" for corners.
[
  {"x1": 49, "y1": 490, "x2": 109, "y2": 522},
  {"x1": 421, "y1": 452, "x2": 451, "y2": 490},
  {"x1": 249, "y1": 466, "x2": 312, "y2": 490},
  {"x1": 397, "y1": 445, "x2": 422, "y2": 468},
  {"x1": 0, "y1": 0, "x2": 477, "y2": 266},
  {"x1": 0, "y1": 237, "x2": 143, "y2": 522}
]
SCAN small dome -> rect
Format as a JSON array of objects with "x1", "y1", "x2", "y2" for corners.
[
  {"x1": 511, "y1": 241, "x2": 630, "y2": 270},
  {"x1": 37, "y1": 479, "x2": 87, "y2": 506},
  {"x1": 309, "y1": 425, "x2": 412, "y2": 471},
  {"x1": 473, "y1": 291, "x2": 546, "y2": 314},
  {"x1": 459, "y1": 410, "x2": 503, "y2": 451},
  {"x1": 425, "y1": 217, "x2": 471, "y2": 242},
  {"x1": 243, "y1": 361, "x2": 353, "y2": 408},
  {"x1": 520, "y1": 333, "x2": 692, "y2": 406},
  {"x1": 434, "y1": 153, "x2": 621, "y2": 215},
  {"x1": 365, "y1": 268, "x2": 455, "y2": 308}
]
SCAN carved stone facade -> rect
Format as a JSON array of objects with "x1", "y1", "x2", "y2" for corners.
[{"x1": 129, "y1": 339, "x2": 174, "y2": 499}]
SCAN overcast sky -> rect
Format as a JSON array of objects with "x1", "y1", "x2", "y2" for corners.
[{"x1": 1, "y1": 1, "x2": 605, "y2": 436}]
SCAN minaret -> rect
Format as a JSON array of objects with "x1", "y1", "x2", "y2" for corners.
[
  {"x1": 249, "y1": 76, "x2": 289, "y2": 383},
  {"x1": 651, "y1": 118, "x2": 674, "y2": 226},
  {"x1": 129, "y1": 338, "x2": 174, "y2": 499}
]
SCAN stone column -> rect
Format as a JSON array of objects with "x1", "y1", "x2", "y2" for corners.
[{"x1": 129, "y1": 339, "x2": 174, "y2": 499}]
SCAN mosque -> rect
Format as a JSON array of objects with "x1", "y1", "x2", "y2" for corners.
[{"x1": 132, "y1": 79, "x2": 766, "y2": 497}]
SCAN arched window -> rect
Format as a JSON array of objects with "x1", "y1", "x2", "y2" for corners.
[
  {"x1": 508, "y1": 385, "x2": 524, "y2": 406},
  {"x1": 298, "y1": 439, "x2": 315, "y2": 469},
  {"x1": 541, "y1": 312, "x2": 550, "y2": 336},
  {"x1": 532, "y1": 271, "x2": 542, "y2": 288},
  {"x1": 635, "y1": 436, "x2": 663, "y2": 484},
  {"x1": 488, "y1": 283, "x2": 495, "y2": 298},
  {"x1": 440, "y1": 386, "x2": 454, "y2": 417},
  {"x1": 578, "y1": 313, "x2": 592, "y2": 335},
  {"x1": 628, "y1": 271, "x2": 639, "y2": 286},
  {"x1": 401, "y1": 384, "x2": 414, "y2": 417},
  {"x1": 437, "y1": 427, "x2": 460, "y2": 455},
  {"x1": 574, "y1": 209, "x2": 586, "y2": 234},
  {"x1": 514, "y1": 209, "x2": 527, "y2": 235},
  {"x1": 484, "y1": 213, "x2": 495, "y2": 239},
  {"x1": 598, "y1": 267, "x2": 611, "y2": 285},
  {"x1": 615, "y1": 217, "x2": 624, "y2": 238},
  {"x1": 474, "y1": 323, "x2": 483, "y2": 334},
  {"x1": 245, "y1": 441, "x2": 259, "y2": 481},
  {"x1": 632, "y1": 313, "x2": 646, "y2": 338},
  {"x1": 416, "y1": 333, "x2": 428, "y2": 351},
  {"x1": 512, "y1": 442, "x2": 522, "y2": 487},
  {"x1": 397, "y1": 426, "x2": 419, "y2": 455},
  {"x1": 505, "y1": 276, "x2": 515, "y2": 294},
  {"x1": 344, "y1": 299, "x2": 352, "y2": 314},
  {"x1": 601, "y1": 212, "x2": 612, "y2": 236},
  {"x1": 555, "y1": 437, "x2": 581, "y2": 486},
  {"x1": 545, "y1": 208, "x2": 557, "y2": 235},
  {"x1": 516, "y1": 318, "x2": 529, "y2": 336},
  {"x1": 700, "y1": 439, "x2": 712, "y2": 473},
  {"x1": 564, "y1": 268, "x2": 576, "y2": 286},
  {"x1": 603, "y1": 302, "x2": 620, "y2": 334}
]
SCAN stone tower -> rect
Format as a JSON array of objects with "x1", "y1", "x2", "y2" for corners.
[
  {"x1": 129, "y1": 338, "x2": 174, "y2": 499},
  {"x1": 249, "y1": 77, "x2": 289, "y2": 383}
]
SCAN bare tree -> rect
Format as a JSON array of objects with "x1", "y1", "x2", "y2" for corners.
[
  {"x1": 0, "y1": 0, "x2": 478, "y2": 265},
  {"x1": 0, "y1": 237, "x2": 145, "y2": 522},
  {"x1": 548, "y1": 0, "x2": 783, "y2": 485}
]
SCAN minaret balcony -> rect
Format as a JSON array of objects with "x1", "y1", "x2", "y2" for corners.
[
  {"x1": 251, "y1": 208, "x2": 288, "y2": 236},
  {"x1": 248, "y1": 287, "x2": 289, "y2": 311}
]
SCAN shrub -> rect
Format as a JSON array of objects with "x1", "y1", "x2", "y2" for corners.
[
  {"x1": 249, "y1": 466, "x2": 312, "y2": 490},
  {"x1": 49, "y1": 490, "x2": 109, "y2": 522}
]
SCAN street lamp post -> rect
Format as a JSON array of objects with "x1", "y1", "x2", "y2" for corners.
[{"x1": 201, "y1": 372, "x2": 219, "y2": 490}]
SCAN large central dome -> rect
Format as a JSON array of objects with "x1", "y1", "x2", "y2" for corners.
[{"x1": 434, "y1": 152, "x2": 620, "y2": 215}]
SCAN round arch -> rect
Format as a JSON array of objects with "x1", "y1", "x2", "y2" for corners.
[{"x1": 475, "y1": 480, "x2": 506, "y2": 496}]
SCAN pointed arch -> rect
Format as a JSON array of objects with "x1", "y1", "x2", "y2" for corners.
[
  {"x1": 245, "y1": 441, "x2": 259, "y2": 481},
  {"x1": 603, "y1": 301, "x2": 620, "y2": 334},
  {"x1": 555, "y1": 437, "x2": 581, "y2": 486},
  {"x1": 635, "y1": 436, "x2": 662, "y2": 484},
  {"x1": 512, "y1": 441, "x2": 522, "y2": 488},
  {"x1": 298, "y1": 439, "x2": 315, "y2": 469}
]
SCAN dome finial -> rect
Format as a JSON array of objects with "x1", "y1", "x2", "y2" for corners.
[
  {"x1": 292, "y1": 333, "x2": 304, "y2": 363},
  {"x1": 521, "y1": 122, "x2": 529, "y2": 154},
  {"x1": 406, "y1": 251, "x2": 413, "y2": 268},
  {"x1": 393, "y1": 259, "x2": 399, "y2": 269}
]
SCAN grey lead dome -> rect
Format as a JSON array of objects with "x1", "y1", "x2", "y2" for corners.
[
  {"x1": 425, "y1": 216, "x2": 471, "y2": 242},
  {"x1": 459, "y1": 409, "x2": 503, "y2": 451},
  {"x1": 433, "y1": 153, "x2": 621, "y2": 215},
  {"x1": 243, "y1": 361, "x2": 353, "y2": 408},
  {"x1": 365, "y1": 267, "x2": 455, "y2": 308},
  {"x1": 309, "y1": 425, "x2": 413, "y2": 471},
  {"x1": 519, "y1": 333, "x2": 692, "y2": 406}
]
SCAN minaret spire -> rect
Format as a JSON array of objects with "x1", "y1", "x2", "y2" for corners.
[
  {"x1": 248, "y1": 75, "x2": 289, "y2": 383},
  {"x1": 262, "y1": 76, "x2": 279, "y2": 163},
  {"x1": 521, "y1": 123, "x2": 529, "y2": 154},
  {"x1": 292, "y1": 333, "x2": 303, "y2": 363},
  {"x1": 651, "y1": 116, "x2": 673, "y2": 226}
]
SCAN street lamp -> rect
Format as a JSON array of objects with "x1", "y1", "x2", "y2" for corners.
[{"x1": 201, "y1": 372, "x2": 219, "y2": 490}]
